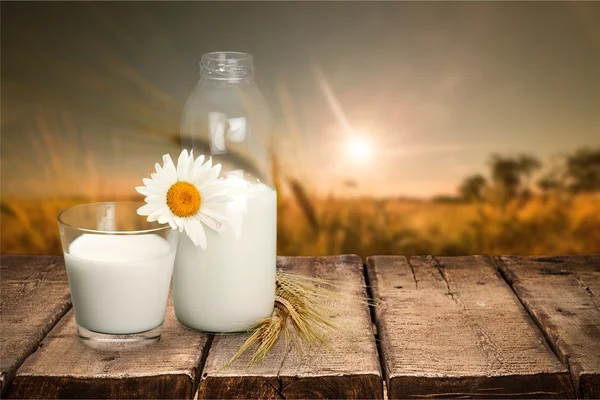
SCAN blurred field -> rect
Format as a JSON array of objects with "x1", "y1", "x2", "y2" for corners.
[
  {"x1": 2, "y1": 113, "x2": 599, "y2": 257},
  {"x1": 3, "y1": 192, "x2": 599, "y2": 258},
  {"x1": 2, "y1": 2, "x2": 600, "y2": 259},
  {"x1": 277, "y1": 193, "x2": 600, "y2": 258},
  {"x1": 1, "y1": 98, "x2": 598, "y2": 258}
]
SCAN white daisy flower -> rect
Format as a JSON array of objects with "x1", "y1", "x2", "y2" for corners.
[{"x1": 136, "y1": 149, "x2": 234, "y2": 249}]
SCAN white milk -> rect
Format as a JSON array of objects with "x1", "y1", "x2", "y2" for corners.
[
  {"x1": 172, "y1": 182, "x2": 277, "y2": 332},
  {"x1": 65, "y1": 234, "x2": 176, "y2": 334}
]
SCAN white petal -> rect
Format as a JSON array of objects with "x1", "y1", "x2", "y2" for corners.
[
  {"x1": 174, "y1": 216, "x2": 185, "y2": 232},
  {"x1": 185, "y1": 218, "x2": 207, "y2": 249},
  {"x1": 154, "y1": 162, "x2": 164, "y2": 176},
  {"x1": 196, "y1": 225, "x2": 207, "y2": 249},
  {"x1": 177, "y1": 149, "x2": 191, "y2": 181},
  {"x1": 145, "y1": 195, "x2": 165, "y2": 204},
  {"x1": 200, "y1": 181, "x2": 229, "y2": 198},
  {"x1": 200, "y1": 205, "x2": 228, "y2": 222},
  {"x1": 198, "y1": 165, "x2": 222, "y2": 189},
  {"x1": 190, "y1": 154, "x2": 206, "y2": 180},
  {"x1": 183, "y1": 218, "x2": 192, "y2": 236},
  {"x1": 142, "y1": 178, "x2": 154, "y2": 187},
  {"x1": 147, "y1": 207, "x2": 166, "y2": 222},
  {"x1": 157, "y1": 213, "x2": 172, "y2": 225},
  {"x1": 183, "y1": 218, "x2": 196, "y2": 243},
  {"x1": 198, "y1": 213, "x2": 223, "y2": 232},
  {"x1": 210, "y1": 163, "x2": 222, "y2": 179},
  {"x1": 162, "y1": 153, "x2": 178, "y2": 181},
  {"x1": 191, "y1": 158, "x2": 212, "y2": 182},
  {"x1": 136, "y1": 186, "x2": 157, "y2": 196},
  {"x1": 143, "y1": 177, "x2": 171, "y2": 193},
  {"x1": 194, "y1": 169, "x2": 217, "y2": 189},
  {"x1": 137, "y1": 203, "x2": 160, "y2": 216}
]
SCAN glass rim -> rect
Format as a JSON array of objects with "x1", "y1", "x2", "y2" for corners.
[
  {"x1": 201, "y1": 51, "x2": 252, "y2": 61},
  {"x1": 57, "y1": 201, "x2": 171, "y2": 235}
]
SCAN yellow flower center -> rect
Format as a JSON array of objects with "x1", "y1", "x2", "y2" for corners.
[{"x1": 166, "y1": 181, "x2": 201, "y2": 217}]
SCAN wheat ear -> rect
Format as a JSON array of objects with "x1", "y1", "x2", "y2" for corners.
[{"x1": 224, "y1": 270, "x2": 353, "y2": 367}]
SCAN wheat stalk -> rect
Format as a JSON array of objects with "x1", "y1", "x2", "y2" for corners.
[{"x1": 224, "y1": 270, "x2": 359, "y2": 367}]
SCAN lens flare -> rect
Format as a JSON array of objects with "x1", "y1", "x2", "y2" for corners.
[{"x1": 346, "y1": 136, "x2": 374, "y2": 163}]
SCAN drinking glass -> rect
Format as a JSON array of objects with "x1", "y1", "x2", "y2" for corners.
[{"x1": 57, "y1": 202, "x2": 178, "y2": 344}]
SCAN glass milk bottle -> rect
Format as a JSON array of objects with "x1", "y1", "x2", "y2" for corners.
[{"x1": 174, "y1": 51, "x2": 276, "y2": 333}]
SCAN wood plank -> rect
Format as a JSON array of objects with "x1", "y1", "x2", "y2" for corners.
[
  {"x1": 496, "y1": 254, "x2": 600, "y2": 398},
  {"x1": 198, "y1": 255, "x2": 383, "y2": 399},
  {"x1": 7, "y1": 298, "x2": 211, "y2": 399},
  {"x1": 367, "y1": 255, "x2": 575, "y2": 399},
  {"x1": 0, "y1": 255, "x2": 72, "y2": 397}
]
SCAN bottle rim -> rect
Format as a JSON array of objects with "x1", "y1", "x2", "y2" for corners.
[
  {"x1": 202, "y1": 51, "x2": 252, "y2": 62},
  {"x1": 200, "y1": 51, "x2": 254, "y2": 81}
]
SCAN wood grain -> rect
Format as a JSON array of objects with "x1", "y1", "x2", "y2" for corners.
[
  {"x1": 198, "y1": 255, "x2": 383, "y2": 399},
  {"x1": 0, "y1": 255, "x2": 72, "y2": 397},
  {"x1": 367, "y1": 255, "x2": 575, "y2": 399},
  {"x1": 7, "y1": 298, "x2": 211, "y2": 399},
  {"x1": 496, "y1": 254, "x2": 600, "y2": 398}
]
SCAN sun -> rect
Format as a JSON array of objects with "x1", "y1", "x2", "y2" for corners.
[{"x1": 346, "y1": 135, "x2": 374, "y2": 163}]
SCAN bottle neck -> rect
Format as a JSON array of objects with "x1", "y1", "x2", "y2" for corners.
[{"x1": 199, "y1": 51, "x2": 254, "y2": 84}]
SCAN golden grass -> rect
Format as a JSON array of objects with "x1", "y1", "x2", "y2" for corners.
[
  {"x1": 275, "y1": 192, "x2": 600, "y2": 258},
  {"x1": 2, "y1": 193, "x2": 599, "y2": 257}
]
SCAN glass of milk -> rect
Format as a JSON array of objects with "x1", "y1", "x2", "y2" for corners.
[
  {"x1": 177, "y1": 51, "x2": 277, "y2": 332},
  {"x1": 57, "y1": 202, "x2": 178, "y2": 344}
]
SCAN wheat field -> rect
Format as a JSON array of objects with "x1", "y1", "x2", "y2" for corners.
[
  {"x1": 2, "y1": 112, "x2": 598, "y2": 257},
  {"x1": 2, "y1": 191, "x2": 599, "y2": 258}
]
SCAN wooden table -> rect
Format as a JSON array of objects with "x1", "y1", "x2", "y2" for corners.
[{"x1": 1, "y1": 254, "x2": 599, "y2": 399}]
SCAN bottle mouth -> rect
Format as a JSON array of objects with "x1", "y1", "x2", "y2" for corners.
[{"x1": 200, "y1": 51, "x2": 254, "y2": 81}]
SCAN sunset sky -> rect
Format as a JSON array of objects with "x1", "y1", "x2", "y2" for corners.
[{"x1": 2, "y1": 1, "x2": 599, "y2": 198}]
